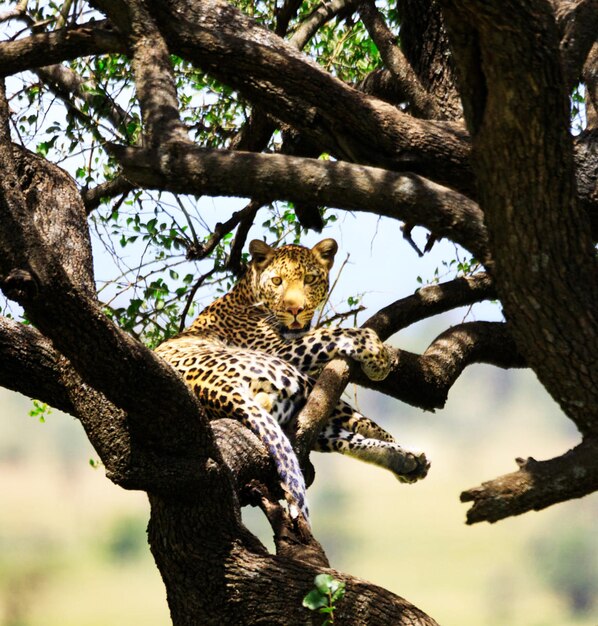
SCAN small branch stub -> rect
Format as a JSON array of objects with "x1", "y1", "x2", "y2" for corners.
[{"x1": 0, "y1": 268, "x2": 38, "y2": 303}]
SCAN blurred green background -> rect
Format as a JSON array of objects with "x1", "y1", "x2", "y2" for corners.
[{"x1": 1, "y1": 340, "x2": 597, "y2": 625}]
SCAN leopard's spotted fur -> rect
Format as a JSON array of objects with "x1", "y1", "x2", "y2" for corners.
[{"x1": 155, "y1": 239, "x2": 429, "y2": 521}]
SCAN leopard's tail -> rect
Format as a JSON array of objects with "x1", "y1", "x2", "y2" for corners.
[{"x1": 242, "y1": 400, "x2": 309, "y2": 523}]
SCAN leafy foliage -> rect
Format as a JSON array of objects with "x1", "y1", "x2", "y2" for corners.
[
  {"x1": 302, "y1": 573, "x2": 346, "y2": 625},
  {"x1": 5, "y1": 1, "x2": 360, "y2": 346},
  {"x1": 28, "y1": 400, "x2": 52, "y2": 423}
]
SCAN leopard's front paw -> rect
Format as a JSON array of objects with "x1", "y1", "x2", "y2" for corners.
[
  {"x1": 393, "y1": 450, "x2": 430, "y2": 484},
  {"x1": 359, "y1": 329, "x2": 392, "y2": 381}
]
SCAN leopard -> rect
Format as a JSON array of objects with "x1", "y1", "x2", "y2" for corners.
[{"x1": 155, "y1": 238, "x2": 429, "y2": 522}]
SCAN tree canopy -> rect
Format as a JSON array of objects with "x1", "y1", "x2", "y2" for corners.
[{"x1": 0, "y1": 0, "x2": 597, "y2": 624}]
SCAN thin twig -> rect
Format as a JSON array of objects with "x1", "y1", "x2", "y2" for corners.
[
  {"x1": 228, "y1": 200, "x2": 261, "y2": 274},
  {"x1": 0, "y1": 0, "x2": 28, "y2": 24},
  {"x1": 291, "y1": 0, "x2": 359, "y2": 50},
  {"x1": 178, "y1": 267, "x2": 219, "y2": 333},
  {"x1": 316, "y1": 253, "x2": 350, "y2": 327},
  {"x1": 318, "y1": 305, "x2": 366, "y2": 326}
]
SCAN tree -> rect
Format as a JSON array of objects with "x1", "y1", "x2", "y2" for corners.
[{"x1": 0, "y1": 0, "x2": 597, "y2": 623}]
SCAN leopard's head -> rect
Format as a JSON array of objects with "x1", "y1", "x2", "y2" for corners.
[{"x1": 248, "y1": 238, "x2": 338, "y2": 335}]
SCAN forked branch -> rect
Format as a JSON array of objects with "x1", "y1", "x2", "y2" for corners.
[{"x1": 358, "y1": 0, "x2": 441, "y2": 118}]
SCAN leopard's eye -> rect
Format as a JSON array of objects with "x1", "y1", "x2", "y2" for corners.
[
  {"x1": 304, "y1": 274, "x2": 316, "y2": 285},
  {"x1": 271, "y1": 276, "x2": 282, "y2": 286}
]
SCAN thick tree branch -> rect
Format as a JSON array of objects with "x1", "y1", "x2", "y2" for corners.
[
  {"x1": 0, "y1": 313, "x2": 218, "y2": 494},
  {"x1": 0, "y1": 19, "x2": 124, "y2": 76},
  {"x1": 441, "y1": 0, "x2": 598, "y2": 438},
  {"x1": 366, "y1": 272, "x2": 495, "y2": 340},
  {"x1": 359, "y1": 322, "x2": 525, "y2": 410},
  {"x1": 114, "y1": 0, "x2": 189, "y2": 146},
  {"x1": 294, "y1": 274, "x2": 503, "y2": 459},
  {"x1": 574, "y1": 129, "x2": 598, "y2": 234},
  {"x1": 121, "y1": 0, "x2": 476, "y2": 193},
  {"x1": 0, "y1": 316, "x2": 75, "y2": 414},
  {"x1": 4, "y1": 10, "x2": 598, "y2": 222},
  {"x1": 358, "y1": 67, "x2": 412, "y2": 107},
  {"x1": 290, "y1": 0, "x2": 358, "y2": 49},
  {"x1": 398, "y1": 0, "x2": 463, "y2": 120},
  {"x1": 583, "y1": 42, "x2": 598, "y2": 128},
  {"x1": 229, "y1": 0, "x2": 361, "y2": 181},
  {"x1": 553, "y1": 0, "x2": 598, "y2": 89},
  {"x1": 0, "y1": 88, "x2": 216, "y2": 467},
  {"x1": 148, "y1": 491, "x2": 440, "y2": 625},
  {"x1": 274, "y1": 0, "x2": 302, "y2": 36},
  {"x1": 0, "y1": 0, "x2": 28, "y2": 24},
  {"x1": 110, "y1": 142, "x2": 491, "y2": 263},
  {"x1": 461, "y1": 438, "x2": 598, "y2": 524},
  {"x1": 81, "y1": 175, "x2": 134, "y2": 213}
]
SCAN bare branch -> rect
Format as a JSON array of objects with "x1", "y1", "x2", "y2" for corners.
[
  {"x1": 35, "y1": 63, "x2": 134, "y2": 135},
  {"x1": 81, "y1": 175, "x2": 134, "y2": 213},
  {"x1": 0, "y1": 20, "x2": 124, "y2": 76},
  {"x1": 228, "y1": 200, "x2": 261, "y2": 274},
  {"x1": 0, "y1": 0, "x2": 29, "y2": 24},
  {"x1": 290, "y1": 0, "x2": 358, "y2": 49},
  {"x1": 109, "y1": 142, "x2": 491, "y2": 263},
  {"x1": 366, "y1": 272, "x2": 495, "y2": 340},
  {"x1": 461, "y1": 438, "x2": 598, "y2": 524},
  {"x1": 294, "y1": 355, "x2": 353, "y2": 460},
  {"x1": 274, "y1": 0, "x2": 303, "y2": 36}
]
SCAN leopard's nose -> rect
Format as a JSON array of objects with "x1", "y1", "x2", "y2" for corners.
[{"x1": 287, "y1": 305, "x2": 304, "y2": 317}]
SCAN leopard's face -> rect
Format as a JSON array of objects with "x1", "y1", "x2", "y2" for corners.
[{"x1": 248, "y1": 239, "x2": 338, "y2": 335}]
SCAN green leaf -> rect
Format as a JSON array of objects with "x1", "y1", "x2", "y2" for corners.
[
  {"x1": 29, "y1": 399, "x2": 52, "y2": 422},
  {"x1": 314, "y1": 573, "x2": 335, "y2": 594},
  {"x1": 331, "y1": 581, "x2": 346, "y2": 602},
  {"x1": 302, "y1": 589, "x2": 328, "y2": 610}
]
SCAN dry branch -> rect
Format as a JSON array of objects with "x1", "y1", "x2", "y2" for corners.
[{"x1": 461, "y1": 438, "x2": 598, "y2": 524}]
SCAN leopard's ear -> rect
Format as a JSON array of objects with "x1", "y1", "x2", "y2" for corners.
[
  {"x1": 311, "y1": 238, "x2": 338, "y2": 270},
  {"x1": 249, "y1": 239, "x2": 276, "y2": 269}
]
